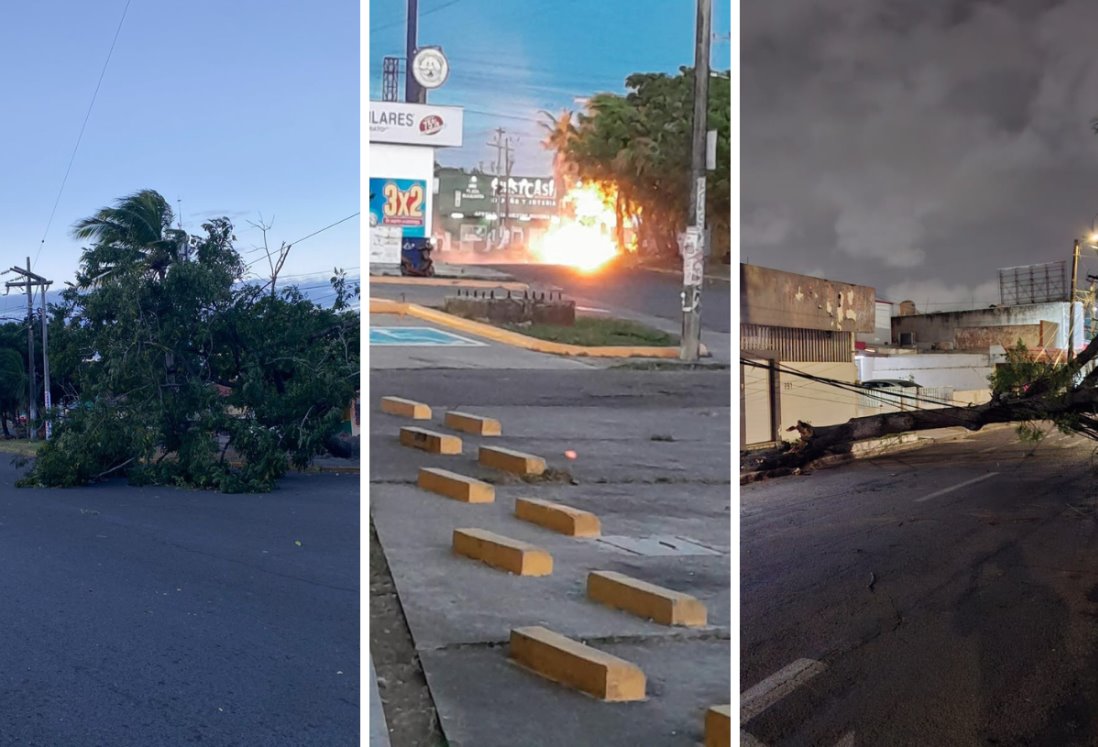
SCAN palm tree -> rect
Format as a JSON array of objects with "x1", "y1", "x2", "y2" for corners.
[
  {"x1": 72, "y1": 189, "x2": 188, "y2": 285},
  {"x1": 539, "y1": 109, "x2": 578, "y2": 208}
]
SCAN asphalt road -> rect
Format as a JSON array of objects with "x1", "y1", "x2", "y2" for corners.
[
  {"x1": 742, "y1": 426, "x2": 1098, "y2": 746},
  {"x1": 487, "y1": 264, "x2": 732, "y2": 334},
  {"x1": 0, "y1": 461, "x2": 359, "y2": 746}
]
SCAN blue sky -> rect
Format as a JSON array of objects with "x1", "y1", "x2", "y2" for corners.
[
  {"x1": 367, "y1": 0, "x2": 732, "y2": 175},
  {"x1": 0, "y1": 0, "x2": 358, "y2": 320}
]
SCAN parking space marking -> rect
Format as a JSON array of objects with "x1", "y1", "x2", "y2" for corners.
[
  {"x1": 370, "y1": 326, "x2": 486, "y2": 347},
  {"x1": 741, "y1": 658, "x2": 826, "y2": 723},
  {"x1": 914, "y1": 472, "x2": 999, "y2": 503}
]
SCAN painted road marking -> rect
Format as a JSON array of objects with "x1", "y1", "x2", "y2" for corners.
[
  {"x1": 369, "y1": 326, "x2": 486, "y2": 347},
  {"x1": 741, "y1": 658, "x2": 826, "y2": 723},
  {"x1": 914, "y1": 472, "x2": 999, "y2": 503},
  {"x1": 834, "y1": 732, "x2": 856, "y2": 746},
  {"x1": 576, "y1": 305, "x2": 611, "y2": 314}
]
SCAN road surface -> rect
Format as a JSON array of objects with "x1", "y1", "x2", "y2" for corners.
[
  {"x1": 742, "y1": 426, "x2": 1098, "y2": 746},
  {"x1": 0, "y1": 462, "x2": 359, "y2": 745},
  {"x1": 489, "y1": 264, "x2": 732, "y2": 334}
]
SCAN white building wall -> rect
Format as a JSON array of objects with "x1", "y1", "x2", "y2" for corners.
[
  {"x1": 368, "y1": 142, "x2": 436, "y2": 264},
  {"x1": 858, "y1": 353, "x2": 993, "y2": 390}
]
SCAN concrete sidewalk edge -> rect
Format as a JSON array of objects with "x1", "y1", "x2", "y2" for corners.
[
  {"x1": 369, "y1": 655, "x2": 392, "y2": 747},
  {"x1": 370, "y1": 276, "x2": 530, "y2": 292},
  {"x1": 851, "y1": 422, "x2": 1018, "y2": 458},
  {"x1": 741, "y1": 423, "x2": 1019, "y2": 480},
  {"x1": 370, "y1": 298, "x2": 710, "y2": 359}
]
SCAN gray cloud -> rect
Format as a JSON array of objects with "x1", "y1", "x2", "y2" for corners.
[{"x1": 743, "y1": 0, "x2": 1098, "y2": 308}]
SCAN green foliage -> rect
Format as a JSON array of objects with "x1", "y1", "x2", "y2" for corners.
[
  {"x1": 20, "y1": 190, "x2": 359, "y2": 493},
  {"x1": 1015, "y1": 422, "x2": 1045, "y2": 444},
  {"x1": 0, "y1": 345, "x2": 26, "y2": 437},
  {"x1": 544, "y1": 68, "x2": 732, "y2": 259},
  {"x1": 0, "y1": 347, "x2": 25, "y2": 409},
  {"x1": 989, "y1": 341, "x2": 1055, "y2": 399}
]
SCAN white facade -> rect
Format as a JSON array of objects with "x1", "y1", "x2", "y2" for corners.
[
  {"x1": 368, "y1": 101, "x2": 463, "y2": 266},
  {"x1": 857, "y1": 352, "x2": 993, "y2": 390}
]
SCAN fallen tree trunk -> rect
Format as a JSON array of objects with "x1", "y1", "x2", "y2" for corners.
[{"x1": 744, "y1": 377, "x2": 1098, "y2": 480}]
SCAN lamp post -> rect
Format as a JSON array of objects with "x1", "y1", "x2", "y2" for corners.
[
  {"x1": 1070, "y1": 238, "x2": 1080, "y2": 362},
  {"x1": 1069, "y1": 226, "x2": 1098, "y2": 363}
]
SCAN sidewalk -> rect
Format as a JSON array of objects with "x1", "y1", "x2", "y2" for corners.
[
  {"x1": 369, "y1": 369, "x2": 731, "y2": 746},
  {"x1": 370, "y1": 263, "x2": 519, "y2": 282}
]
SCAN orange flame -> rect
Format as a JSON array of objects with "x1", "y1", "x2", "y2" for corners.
[{"x1": 529, "y1": 182, "x2": 624, "y2": 272}]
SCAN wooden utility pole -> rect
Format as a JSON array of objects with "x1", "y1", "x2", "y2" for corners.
[
  {"x1": 680, "y1": 0, "x2": 712, "y2": 362},
  {"x1": 4, "y1": 258, "x2": 52, "y2": 439}
]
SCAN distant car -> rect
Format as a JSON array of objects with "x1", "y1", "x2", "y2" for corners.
[{"x1": 861, "y1": 379, "x2": 922, "y2": 390}]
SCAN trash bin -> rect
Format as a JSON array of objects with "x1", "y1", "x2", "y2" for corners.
[{"x1": 400, "y1": 237, "x2": 435, "y2": 277}]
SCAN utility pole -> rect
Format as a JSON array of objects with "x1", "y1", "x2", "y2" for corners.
[
  {"x1": 39, "y1": 279, "x2": 52, "y2": 440},
  {"x1": 503, "y1": 135, "x2": 514, "y2": 248},
  {"x1": 405, "y1": 0, "x2": 424, "y2": 104},
  {"x1": 680, "y1": 0, "x2": 712, "y2": 362},
  {"x1": 489, "y1": 128, "x2": 507, "y2": 249},
  {"x1": 1070, "y1": 238, "x2": 1081, "y2": 362},
  {"x1": 5, "y1": 258, "x2": 52, "y2": 439}
]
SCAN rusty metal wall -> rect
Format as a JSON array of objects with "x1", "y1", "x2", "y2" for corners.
[
  {"x1": 740, "y1": 264, "x2": 876, "y2": 333},
  {"x1": 741, "y1": 324, "x2": 853, "y2": 362}
]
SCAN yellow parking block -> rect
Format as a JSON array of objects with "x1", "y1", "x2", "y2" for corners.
[
  {"x1": 478, "y1": 445, "x2": 546, "y2": 476},
  {"x1": 380, "y1": 396, "x2": 432, "y2": 420},
  {"x1": 508, "y1": 626, "x2": 646, "y2": 702},
  {"x1": 399, "y1": 427, "x2": 462, "y2": 455},
  {"x1": 514, "y1": 498, "x2": 600, "y2": 537},
  {"x1": 444, "y1": 411, "x2": 502, "y2": 436},
  {"x1": 452, "y1": 528, "x2": 552, "y2": 576},
  {"x1": 586, "y1": 571, "x2": 707, "y2": 627},
  {"x1": 705, "y1": 705, "x2": 732, "y2": 747},
  {"x1": 417, "y1": 468, "x2": 495, "y2": 503}
]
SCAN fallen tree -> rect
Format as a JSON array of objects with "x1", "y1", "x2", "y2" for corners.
[{"x1": 743, "y1": 339, "x2": 1098, "y2": 481}]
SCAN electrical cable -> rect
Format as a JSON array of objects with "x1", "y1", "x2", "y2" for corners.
[{"x1": 35, "y1": 0, "x2": 132, "y2": 270}]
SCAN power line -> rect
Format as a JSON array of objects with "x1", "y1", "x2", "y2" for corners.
[
  {"x1": 35, "y1": 0, "x2": 132, "y2": 270},
  {"x1": 241, "y1": 213, "x2": 360, "y2": 272},
  {"x1": 289, "y1": 212, "x2": 360, "y2": 247},
  {"x1": 741, "y1": 358, "x2": 969, "y2": 411},
  {"x1": 370, "y1": 0, "x2": 464, "y2": 34}
]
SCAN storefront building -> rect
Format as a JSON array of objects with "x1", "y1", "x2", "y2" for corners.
[
  {"x1": 368, "y1": 101, "x2": 464, "y2": 266},
  {"x1": 433, "y1": 167, "x2": 557, "y2": 253}
]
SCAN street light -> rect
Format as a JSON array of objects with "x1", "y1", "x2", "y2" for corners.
[{"x1": 1069, "y1": 228, "x2": 1098, "y2": 362}]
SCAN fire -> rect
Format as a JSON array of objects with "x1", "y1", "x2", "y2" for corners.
[{"x1": 529, "y1": 182, "x2": 624, "y2": 272}]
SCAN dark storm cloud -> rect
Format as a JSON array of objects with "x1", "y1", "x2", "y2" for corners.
[{"x1": 742, "y1": 0, "x2": 1098, "y2": 310}]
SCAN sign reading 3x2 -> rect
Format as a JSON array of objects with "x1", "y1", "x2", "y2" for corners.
[
  {"x1": 381, "y1": 182, "x2": 424, "y2": 225},
  {"x1": 369, "y1": 178, "x2": 427, "y2": 230}
]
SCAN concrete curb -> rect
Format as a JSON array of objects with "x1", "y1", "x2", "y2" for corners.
[
  {"x1": 633, "y1": 265, "x2": 732, "y2": 283},
  {"x1": 849, "y1": 422, "x2": 1018, "y2": 459},
  {"x1": 370, "y1": 298, "x2": 709, "y2": 359},
  {"x1": 369, "y1": 655, "x2": 392, "y2": 747},
  {"x1": 849, "y1": 433, "x2": 922, "y2": 457},
  {"x1": 741, "y1": 423, "x2": 1019, "y2": 481},
  {"x1": 370, "y1": 276, "x2": 530, "y2": 292}
]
